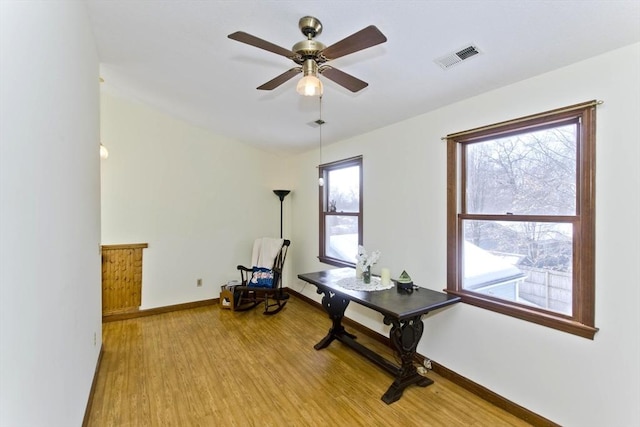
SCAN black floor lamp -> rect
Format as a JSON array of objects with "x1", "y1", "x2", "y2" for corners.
[{"x1": 273, "y1": 190, "x2": 291, "y2": 238}]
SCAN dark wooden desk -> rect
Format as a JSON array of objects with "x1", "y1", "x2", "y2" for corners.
[{"x1": 298, "y1": 268, "x2": 461, "y2": 404}]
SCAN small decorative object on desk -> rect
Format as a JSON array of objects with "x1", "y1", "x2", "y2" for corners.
[
  {"x1": 362, "y1": 267, "x2": 371, "y2": 284},
  {"x1": 396, "y1": 270, "x2": 414, "y2": 293},
  {"x1": 381, "y1": 268, "x2": 391, "y2": 286},
  {"x1": 356, "y1": 245, "x2": 380, "y2": 284}
]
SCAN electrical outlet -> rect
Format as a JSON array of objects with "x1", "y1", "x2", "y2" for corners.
[{"x1": 197, "y1": 278, "x2": 203, "y2": 287}]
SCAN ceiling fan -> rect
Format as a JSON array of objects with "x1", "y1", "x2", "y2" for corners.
[{"x1": 228, "y1": 16, "x2": 387, "y2": 95}]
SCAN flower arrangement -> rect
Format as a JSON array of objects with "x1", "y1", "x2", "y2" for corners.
[
  {"x1": 356, "y1": 245, "x2": 380, "y2": 283},
  {"x1": 356, "y1": 245, "x2": 380, "y2": 270}
]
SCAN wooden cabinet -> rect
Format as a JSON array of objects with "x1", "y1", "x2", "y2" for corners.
[{"x1": 101, "y1": 243, "x2": 148, "y2": 315}]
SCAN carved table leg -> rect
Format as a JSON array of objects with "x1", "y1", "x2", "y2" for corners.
[
  {"x1": 381, "y1": 314, "x2": 433, "y2": 404},
  {"x1": 314, "y1": 288, "x2": 355, "y2": 350}
]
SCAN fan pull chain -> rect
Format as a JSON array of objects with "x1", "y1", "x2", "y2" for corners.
[
  {"x1": 318, "y1": 95, "x2": 324, "y2": 187},
  {"x1": 319, "y1": 95, "x2": 322, "y2": 161}
]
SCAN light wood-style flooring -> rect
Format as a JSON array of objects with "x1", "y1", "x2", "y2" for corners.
[{"x1": 87, "y1": 296, "x2": 531, "y2": 426}]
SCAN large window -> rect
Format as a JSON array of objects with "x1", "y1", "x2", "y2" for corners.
[
  {"x1": 446, "y1": 101, "x2": 598, "y2": 339},
  {"x1": 319, "y1": 156, "x2": 363, "y2": 267}
]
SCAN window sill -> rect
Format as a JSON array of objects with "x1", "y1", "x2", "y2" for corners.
[
  {"x1": 318, "y1": 256, "x2": 354, "y2": 269},
  {"x1": 446, "y1": 290, "x2": 599, "y2": 340}
]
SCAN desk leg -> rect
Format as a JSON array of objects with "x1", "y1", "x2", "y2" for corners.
[
  {"x1": 314, "y1": 289, "x2": 356, "y2": 350},
  {"x1": 381, "y1": 315, "x2": 433, "y2": 404}
]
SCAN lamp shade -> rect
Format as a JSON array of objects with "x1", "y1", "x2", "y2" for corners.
[{"x1": 296, "y1": 75, "x2": 323, "y2": 97}]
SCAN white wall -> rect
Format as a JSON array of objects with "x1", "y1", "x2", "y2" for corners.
[
  {"x1": 100, "y1": 92, "x2": 292, "y2": 308},
  {"x1": 288, "y1": 43, "x2": 640, "y2": 426},
  {"x1": 97, "y1": 30, "x2": 638, "y2": 425},
  {"x1": 0, "y1": 2, "x2": 102, "y2": 426}
]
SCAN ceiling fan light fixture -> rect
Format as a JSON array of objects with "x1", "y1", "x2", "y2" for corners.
[
  {"x1": 297, "y1": 58, "x2": 323, "y2": 96},
  {"x1": 297, "y1": 74, "x2": 323, "y2": 96}
]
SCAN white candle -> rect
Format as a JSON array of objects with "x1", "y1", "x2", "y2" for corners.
[
  {"x1": 356, "y1": 264, "x2": 363, "y2": 279},
  {"x1": 381, "y1": 268, "x2": 391, "y2": 286}
]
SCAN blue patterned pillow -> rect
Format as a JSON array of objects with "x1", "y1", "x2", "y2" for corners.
[{"x1": 249, "y1": 267, "x2": 274, "y2": 288}]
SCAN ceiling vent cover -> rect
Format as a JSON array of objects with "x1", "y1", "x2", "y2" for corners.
[{"x1": 435, "y1": 44, "x2": 481, "y2": 69}]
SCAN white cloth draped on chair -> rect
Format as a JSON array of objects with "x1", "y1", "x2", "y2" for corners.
[{"x1": 251, "y1": 237, "x2": 284, "y2": 269}]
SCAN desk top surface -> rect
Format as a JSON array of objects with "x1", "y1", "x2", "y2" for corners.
[{"x1": 298, "y1": 268, "x2": 461, "y2": 320}]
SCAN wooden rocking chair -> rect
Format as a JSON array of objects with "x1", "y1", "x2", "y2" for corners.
[{"x1": 233, "y1": 238, "x2": 290, "y2": 315}]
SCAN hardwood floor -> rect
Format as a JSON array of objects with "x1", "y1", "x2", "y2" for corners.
[{"x1": 87, "y1": 296, "x2": 532, "y2": 426}]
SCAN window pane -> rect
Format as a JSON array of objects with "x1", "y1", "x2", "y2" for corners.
[
  {"x1": 328, "y1": 166, "x2": 360, "y2": 213},
  {"x1": 462, "y1": 219, "x2": 573, "y2": 315},
  {"x1": 465, "y1": 124, "x2": 577, "y2": 215},
  {"x1": 325, "y1": 215, "x2": 359, "y2": 262}
]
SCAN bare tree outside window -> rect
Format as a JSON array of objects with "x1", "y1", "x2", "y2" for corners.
[
  {"x1": 447, "y1": 101, "x2": 598, "y2": 339},
  {"x1": 319, "y1": 157, "x2": 363, "y2": 267}
]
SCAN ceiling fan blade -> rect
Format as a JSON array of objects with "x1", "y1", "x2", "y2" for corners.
[
  {"x1": 257, "y1": 68, "x2": 302, "y2": 90},
  {"x1": 321, "y1": 25, "x2": 387, "y2": 60},
  {"x1": 320, "y1": 66, "x2": 368, "y2": 93},
  {"x1": 228, "y1": 31, "x2": 298, "y2": 59}
]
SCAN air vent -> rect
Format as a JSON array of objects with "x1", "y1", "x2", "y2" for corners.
[{"x1": 435, "y1": 44, "x2": 481, "y2": 69}]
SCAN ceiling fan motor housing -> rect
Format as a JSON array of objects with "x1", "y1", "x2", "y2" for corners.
[{"x1": 292, "y1": 39, "x2": 326, "y2": 61}]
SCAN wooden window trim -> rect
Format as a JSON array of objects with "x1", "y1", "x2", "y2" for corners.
[
  {"x1": 318, "y1": 156, "x2": 363, "y2": 267},
  {"x1": 446, "y1": 102, "x2": 598, "y2": 339}
]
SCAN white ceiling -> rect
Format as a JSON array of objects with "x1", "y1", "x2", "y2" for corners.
[{"x1": 87, "y1": 1, "x2": 640, "y2": 154}]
